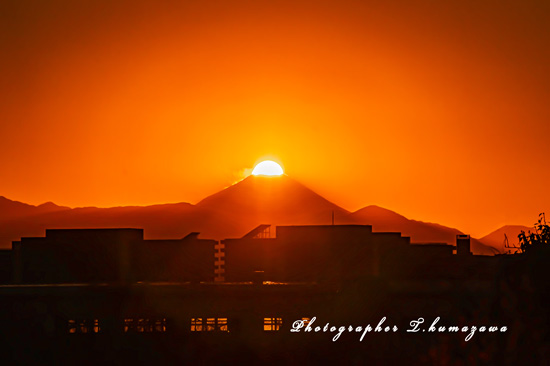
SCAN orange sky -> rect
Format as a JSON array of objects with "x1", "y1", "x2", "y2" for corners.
[{"x1": 0, "y1": 0, "x2": 548, "y2": 237}]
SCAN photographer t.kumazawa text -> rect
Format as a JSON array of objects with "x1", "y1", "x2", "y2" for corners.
[{"x1": 290, "y1": 316, "x2": 507, "y2": 342}]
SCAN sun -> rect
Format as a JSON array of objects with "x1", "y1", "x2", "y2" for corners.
[{"x1": 251, "y1": 160, "x2": 284, "y2": 176}]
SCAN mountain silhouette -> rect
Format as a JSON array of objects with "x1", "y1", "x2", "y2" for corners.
[
  {"x1": 0, "y1": 196, "x2": 69, "y2": 221},
  {"x1": 478, "y1": 225, "x2": 532, "y2": 253},
  {"x1": 0, "y1": 178, "x2": 499, "y2": 255},
  {"x1": 350, "y1": 205, "x2": 499, "y2": 255},
  {"x1": 197, "y1": 175, "x2": 351, "y2": 231}
]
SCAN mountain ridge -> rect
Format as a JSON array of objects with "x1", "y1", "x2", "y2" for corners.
[
  {"x1": 478, "y1": 225, "x2": 533, "y2": 254},
  {"x1": 0, "y1": 177, "x2": 501, "y2": 255}
]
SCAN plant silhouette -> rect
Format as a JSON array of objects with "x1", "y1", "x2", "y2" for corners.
[{"x1": 518, "y1": 213, "x2": 550, "y2": 253}]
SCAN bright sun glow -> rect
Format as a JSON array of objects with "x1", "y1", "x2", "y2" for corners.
[{"x1": 251, "y1": 160, "x2": 284, "y2": 176}]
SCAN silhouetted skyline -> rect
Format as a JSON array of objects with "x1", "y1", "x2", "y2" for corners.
[
  {"x1": 1, "y1": 223, "x2": 548, "y2": 364},
  {"x1": 1, "y1": 0, "x2": 549, "y2": 237},
  {"x1": 0, "y1": 176, "x2": 519, "y2": 254}
]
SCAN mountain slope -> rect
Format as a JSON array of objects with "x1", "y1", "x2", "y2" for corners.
[
  {"x1": 0, "y1": 177, "x2": 499, "y2": 255},
  {"x1": 350, "y1": 205, "x2": 499, "y2": 255},
  {"x1": 0, "y1": 202, "x2": 202, "y2": 246},
  {"x1": 479, "y1": 225, "x2": 532, "y2": 253},
  {"x1": 0, "y1": 196, "x2": 69, "y2": 221},
  {"x1": 197, "y1": 175, "x2": 351, "y2": 233}
]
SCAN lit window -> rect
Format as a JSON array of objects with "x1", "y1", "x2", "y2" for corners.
[
  {"x1": 68, "y1": 320, "x2": 76, "y2": 334},
  {"x1": 191, "y1": 317, "x2": 228, "y2": 332},
  {"x1": 218, "y1": 318, "x2": 228, "y2": 332},
  {"x1": 68, "y1": 319, "x2": 100, "y2": 334},
  {"x1": 154, "y1": 319, "x2": 167, "y2": 332},
  {"x1": 264, "y1": 317, "x2": 283, "y2": 331},
  {"x1": 124, "y1": 318, "x2": 167, "y2": 333},
  {"x1": 93, "y1": 319, "x2": 100, "y2": 333},
  {"x1": 301, "y1": 318, "x2": 311, "y2": 327},
  {"x1": 137, "y1": 319, "x2": 146, "y2": 333},
  {"x1": 191, "y1": 318, "x2": 203, "y2": 332},
  {"x1": 206, "y1": 318, "x2": 216, "y2": 331}
]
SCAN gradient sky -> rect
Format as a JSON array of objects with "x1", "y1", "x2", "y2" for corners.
[{"x1": 1, "y1": 0, "x2": 548, "y2": 237}]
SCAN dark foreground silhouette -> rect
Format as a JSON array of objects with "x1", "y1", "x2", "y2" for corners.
[{"x1": 0, "y1": 224, "x2": 548, "y2": 365}]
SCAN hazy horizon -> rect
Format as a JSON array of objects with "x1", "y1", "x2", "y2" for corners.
[{"x1": 0, "y1": 174, "x2": 538, "y2": 238}]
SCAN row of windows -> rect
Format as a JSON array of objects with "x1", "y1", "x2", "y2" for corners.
[
  {"x1": 67, "y1": 317, "x2": 311, "y2": 334},
  {"x1": 68, "y1": 318, "x2": 168, "y2": 334},
  {"x1": 124, "y1": 318, "x2": 167, "y2": 333},
  {"x1": 68, "y1": 319, "x2": 100, "y2": 334},
  {"x1": 190, "y1": 317, "x2": 228, "y2": 332},
  {"x1": 263, "y1": 317, "x2": 283, "y2": 331}
]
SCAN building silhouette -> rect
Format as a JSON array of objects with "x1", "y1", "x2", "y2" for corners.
[
  {"x1": 222, "y1": 225, "x2": 495, "y2": 283},
  {"x1": 222, "y1": 224, "x2": 411, "y2": 282},
  {"x1": 0, "y1": 225, "x2": 547, "y2": 365},
  {"x1": 11, "y1": 228, "x2": 215, "y2": 284}
]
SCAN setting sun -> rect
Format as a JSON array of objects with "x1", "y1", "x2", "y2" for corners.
[{"x1": 251, "y1": 161, "x2": 284, "y2": 176}]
